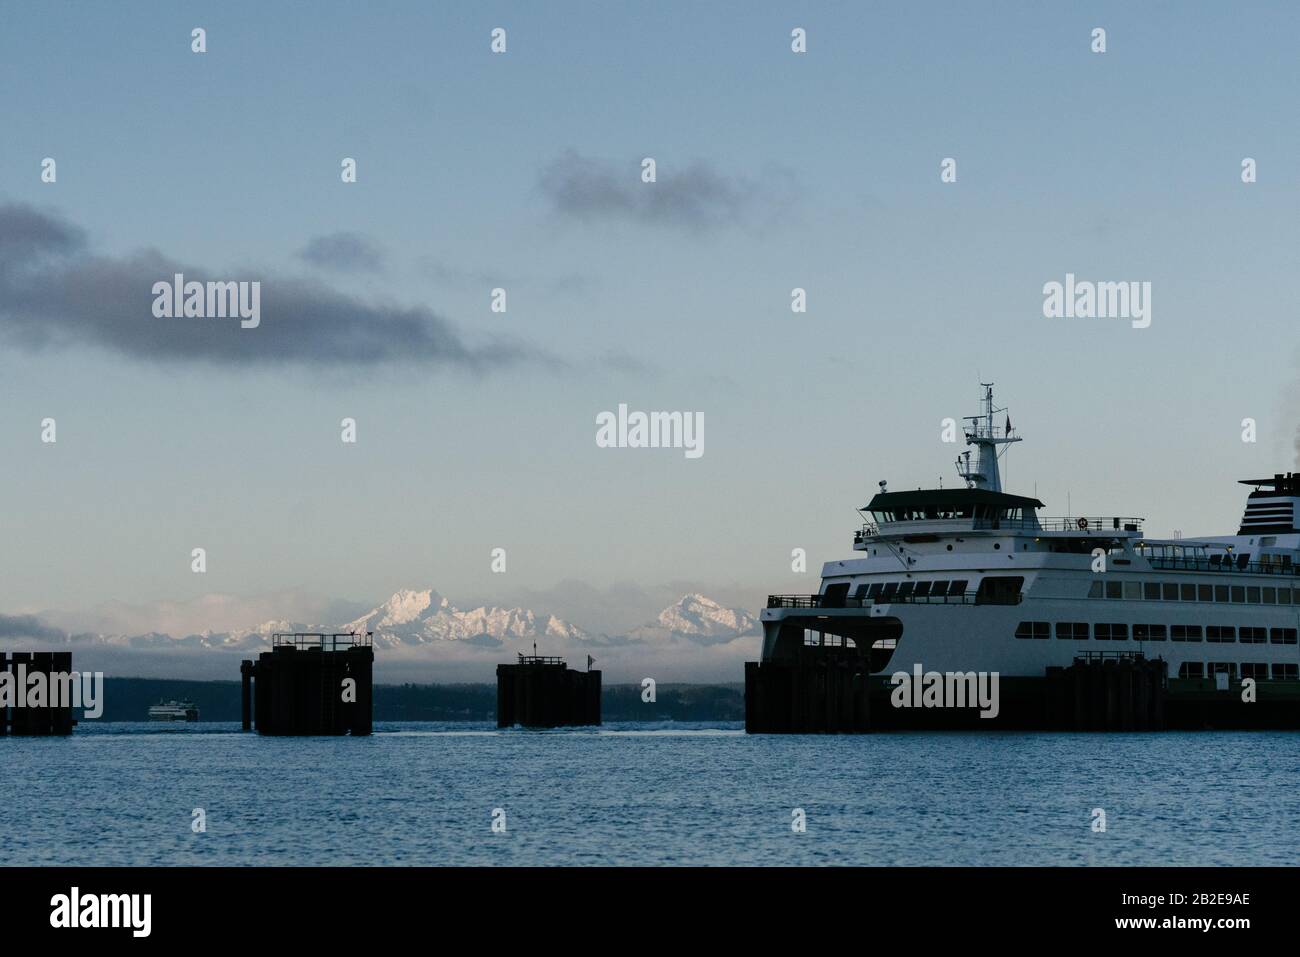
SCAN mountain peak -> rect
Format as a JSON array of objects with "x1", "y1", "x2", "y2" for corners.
[
  {"x1": 343, "y1": 588, "x2": 588, "y2": 646},
  {"x1": 651, "y1": 594, "x2": 758, "y2": 642}
]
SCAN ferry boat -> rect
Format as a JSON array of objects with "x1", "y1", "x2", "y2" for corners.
[
  {"x1": 760, "y1": 384, "x2": 1300, "y2": 688},
  {"x1": 147, "y1": 700, "x2": 199, "y2": 722}
]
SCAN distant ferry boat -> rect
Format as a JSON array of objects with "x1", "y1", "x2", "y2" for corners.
[
  {"x1": 148, "y1": 700, "x2": 198, "y2": 722},
  {"x1": 761, "y1": 384, "x2": 1300, "y2": 684}
]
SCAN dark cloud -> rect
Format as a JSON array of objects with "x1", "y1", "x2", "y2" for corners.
[
  {"x1": 539, "y1": 152, "x2": 795, "y2": 232},
  {"x1": 0, "y1": 614, "x2": 68, "y2": 641},
  {"x1": 0, "y1": 203, "x2": 547, "y2": 370},
  {"x1": 298, "y1": 231, "x2": 385, "y2": 274}
]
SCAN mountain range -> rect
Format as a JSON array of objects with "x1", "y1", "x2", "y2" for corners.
[{"x1": 21, "y1": 589, "x2": 761, "y2": 652}]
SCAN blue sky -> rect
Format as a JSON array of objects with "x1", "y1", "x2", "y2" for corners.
[{"x1": 1, "y1": 2, "x2": 1298, "y2": 633}]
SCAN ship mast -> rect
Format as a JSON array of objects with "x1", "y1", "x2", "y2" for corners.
[{"x1": 955, "y1": 383, "x2": 1021, "y2": 492}]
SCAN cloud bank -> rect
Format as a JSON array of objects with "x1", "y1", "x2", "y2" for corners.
[{"x1": 0, "y1": 202, "x2": 544, "y2": 370}]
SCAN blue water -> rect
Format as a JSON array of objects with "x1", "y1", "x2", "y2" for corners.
[{"x1": 1, "y1": 722, "x2": 1295, "y2": 865}]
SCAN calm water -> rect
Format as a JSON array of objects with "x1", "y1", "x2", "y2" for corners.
[{"x1": 1, "y1": 722, "x2": 1295, "y2": 866}]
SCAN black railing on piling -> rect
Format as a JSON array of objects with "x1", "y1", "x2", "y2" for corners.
[{"x1": 272, "y1": 631, "x2": 373, "y2": 651}]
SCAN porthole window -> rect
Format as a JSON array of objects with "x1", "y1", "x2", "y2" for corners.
[
  {"x1": 994, "y1": 543, "x2": 1001, "y2": 550},
  {"x1": 946, "y1": 544, "x2": 953, "y2": 551}
]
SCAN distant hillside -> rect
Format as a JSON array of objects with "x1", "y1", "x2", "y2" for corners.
[{"x1": 89, "y1": 679, "x2": 744, "y2": 723}]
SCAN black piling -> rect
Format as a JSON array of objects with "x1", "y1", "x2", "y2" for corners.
[
  {"x1": 240, "y1": 632, "x2": 373, "y2": 735},
  {"x1": 744, "y1": 648, "x2": 871, "y2": 733},
  {"x1": 496, "y1": 654, "x2": 601, "y2": 728},
  {"x1": 1043, "y1": 654, "x2": 1167, "y2": 731},
  {"x1": 2, "y1": 651, "x2": 76, "y2": 736}
]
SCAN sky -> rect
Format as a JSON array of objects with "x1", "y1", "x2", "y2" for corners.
[{"x1": 1, "y1": 2, "x2": 1299, "y2": 644}]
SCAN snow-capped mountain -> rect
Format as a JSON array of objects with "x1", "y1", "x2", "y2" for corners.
[
  {"x1": 6, "y1": 588, "x2": 757, "y2": 655},
  {"x1": 630, "y1": 594, "x2": 760, "y2": 645},
  {"x1": 342, "y1": 588, "x2": 589, "y2": 648}
]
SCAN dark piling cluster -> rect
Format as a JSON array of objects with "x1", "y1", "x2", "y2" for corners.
[
  {"x1": 496, "y1": 655, "x2": 601, "y2": 728},
  {"x1": 744, "y1": 650, "x2": 870, "y2": 733},
  {"x1": 1044, "y1": 656, "x2": 1166, "y2": 730},
  {"x1": 241, "y1": 633, "x2": 373, "y2": 736},
  {"x1": 1, "y1": 652, "x2": 75, "y2": 736}
]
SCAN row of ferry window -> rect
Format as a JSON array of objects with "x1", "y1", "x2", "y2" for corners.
[
  {"x1": 1014, "y1": 621, "x2": 1300, "y2": 644},
  {"x1": 853, "y1": 580, "x2": 969, "y2": 600},
  {"x1": 1090, "y1": 580, "x2": 1300, "y2": 605},
  {"x1": 1176, "y1": 663, "x2": 1299, "y2": 680}
]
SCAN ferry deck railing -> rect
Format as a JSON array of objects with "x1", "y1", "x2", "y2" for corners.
[
  {"x1": 857, "y1": 516, "x2": 1144, "y2": 542},
  {"x1": 767, "y1": 592, "x2": 1022, "y2": 609},
  {"x1": 1143, "y1": 556, "x2": 1299, "y2": 576}
]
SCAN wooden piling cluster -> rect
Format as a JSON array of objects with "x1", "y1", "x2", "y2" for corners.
[
  {"x1": 496, "y1": 655, "x2": 601, "y2": 728},
  {"x1": 1, "y1": 652, "x2": 75, "y2": 736},
  {"x1": 1044, "y1": 656, "x2": 1166, "y2": 730},
  {"x1": 744, "y1": 650, "x2": 871, "y2": 733},
  {"x1": 240, "y1": 633, "x2": 373, "y2": 736}
]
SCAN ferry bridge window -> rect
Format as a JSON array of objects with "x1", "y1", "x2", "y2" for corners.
[
  {"x1": 852, "y1": 584, "x2": 869, "y2": 600},
  {"x1": 867, "y1": 583, "x2": 884, "y2": 599},
  {"x1": 1269, "y1": 628, "x2": 1298, "y2": 645},
  {"x1": 1178, "y1": 662, "x2": 1205, "y2": 679},
  {"x1": 913, "y1": 581, "x2": 932, "y2": 598},
  {"x1": 1214, "y1": 585, "x2": 1229, "y2": 602},
  {"x1": 1263, "y1": 587, "x2": 1277, "y2": 604},
  {"x1": 1094, "y1": 623, "x2": 1128, "y2": 641},
  {"x1": 1171, "y1": 625, "x2": 1203, "y2": 642},
  {"x1": 1143, "y1": 582, "x2": 1160, "y2": 600},
  {"x1": 1198, "y1": 584, "x2": 1213, "y2": 602},
  {"x1": 822, "y1": 582, "x2": 850, "y2": 607},
  {"x1": 948, "y1": 579, "x2": 968, "y2": 596},
  {"x1": 1015, "y1": 621, "x2": 1050, "y2": 640},
  {"x1": 929, "y1": 580, "x2": 949, "y2": 597},
  {"x1": 1134, "y1": 624, "x2": 1167, "y2": 641},
  {"x1": 880, "y1": 583, "x2": 899, "y2": 601},
  {"x1": 976, "y1": 576, "x2": 1023, "y2": 605},
  {"x1": 1181, "y1": 584, "x2": 1196, "y2": 601},
  {"x1": 1272, "y1": 663, "x2": 1299, "y2": 680},
  {"x1": 897, "y1": 582, "x2": 915, "y2": 599},
  {"x1": 1239, "y1": 626, "x2": 1267, "y2": 644},
  {"x1": 1247, "y1": 586, "x2": 1262, "y2": 603},
  {"x1": 1162, "y1": 583, "x2": 1179, "y2": 600},
  {"x1": 1209, "y1": 662, "x2": 1237, "y2": 679},
  {"x1": 1206, "y1": 626, "x2": 1236, "y2": 643},
  {"x1": 1281, "y1": 589, "x2": 1294, "y2": 605},
  {"x1": 1230, "y1": 586, "x2": 1246, "y2": 603},
  {"x1": 1105, "y1": 581, "x2": 1122, "y2": 599},
  {"x1": 1088, "y1": 581, "x2": 1103, "y2": 599},
  {"x1": 1056, "y1": 622, "x2": 1089, "y2": 640},
  {"x1": 1124, "y1": 582, "x2": 1141, "y2": 600},
  {"x1": 1241, "y1": 663, "x2": 1269, "y2": 681}
]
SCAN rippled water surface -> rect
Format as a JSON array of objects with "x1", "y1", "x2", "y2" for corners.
[{"x1": 1, "y1": 722, "x2": 1295, "y2": 865}]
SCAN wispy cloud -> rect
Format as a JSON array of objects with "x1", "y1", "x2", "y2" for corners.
[
  {"x1": 538, "y1": 152, "x2": 796, "y2": 232},
  {"x1": 297, "y1": 231, "x2": 385, "y2": 274},
  {"x1": 0, "y1": 202, "x2": 547, "y2": 370}
]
